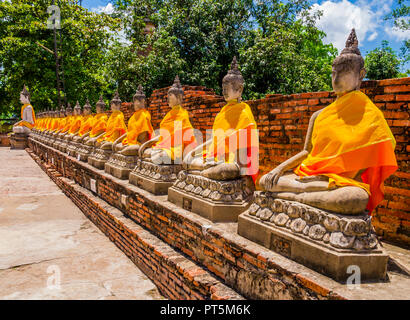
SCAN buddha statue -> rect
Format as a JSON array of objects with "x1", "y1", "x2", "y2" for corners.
[
  {"x1": 88, "y1": 91, "x2": 127, "y2": 169},
  {"x1": 13, "y1": 85, "x2": 36, "y2": 135},
  {"x1": 68, "y1": 100, "x2": 93, "y2": 157},
  {"x1": 51, "y1": 106, "x2": 67, "y2": 150},
  {"x1": 237, "y1": 29, "x2": 396, "y2": 281},
  {"x1": 168, "y1": 57, "x2": 258, "y2": 222},
  {"x1": 43, "y1": 110, "x2": 60, "y2": 146},
  {"x1": 77, "y1": 97, "x2": 109, "y2": 162},
  {"x1": 61, "y1": 101, "x2": 82, "y2": 153},
  {"x1": 129, "y1": 76, "x2": 196, "y2": 195},
  {"x1": 105, "y1": 85, "x2": 154, "y2": 179},
  {"x1": 55, "y1": 104, "x2": 74, "y2": 152}
]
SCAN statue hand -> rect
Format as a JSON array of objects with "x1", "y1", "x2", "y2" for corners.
[{"x1": 260, "y1": 166, "x2": 285, "y2": 191}]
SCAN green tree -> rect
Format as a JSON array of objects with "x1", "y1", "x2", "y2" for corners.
[
  {"x1": 365, "y1": 41, "x2": 405, "y2": 80},
  {"x1": 0, "y1": 0, "x2": 119, "y2": 117},
  {"x1": 110, "y1": 0, "x2": 338, "y2": 100}
]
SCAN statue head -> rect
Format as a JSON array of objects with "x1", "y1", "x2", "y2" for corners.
[
  {"x1": 83, "y1": 99, "x2": 92, "y2": 115},
  {"x1": 96, "y1": 95, "x2": 106, "y2": 114},
  {"x1": 20, "y1": 85, "x2": 31, "y2": 104},
  {"x1": 66, "y1": 103, "x2": 73, "y2": 116},
  {"x1": 60, "y1": 106, "x2": 66, "y2": 117},
  {"x1": 332, "y1": 29, "x2": 366, "y2": 96},
  {"x1": 74, "y1": 101, "x2": 82, "y2": 116},
  {"x1": 168, "y1": 76, "x2": 184, "y2": 107},
  {"x1": 110, "y1": 91, "x2": 122, "y2": 111},
  {"x1": 222, "y1": 57, "x2": 244, "y2": 102},
  {"x1": 133, "y1": 85, "x2": 146, "y2": 110},
  {"x1": 53, "y1": 110, "x2": 59, "y2": 118}
]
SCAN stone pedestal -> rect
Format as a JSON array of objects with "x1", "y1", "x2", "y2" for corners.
[
  {"x1": 76, "y1": 143, "x2": 94, "y2": 162},
  {"x1": 237, "y1": 191, "x2": 388, "y2": 282},
  {"x1": 66, "y1": 140, "x2": 79, "y2": 157},
  {"x1": 168, "y1": 172, "x2": 255, "y2": 222},
  {"x1": 10, "y1": 132, "x2": 29, "y2": 149},
  {"x1": 129, "y1": 159, "x2": 182, "y2": 195},
  {"x1": 105, "y1": 153, "x2": 139, "y2": 180},
  {"x1": 88, "y1": 147, "x2": 113, "y2": 170}
]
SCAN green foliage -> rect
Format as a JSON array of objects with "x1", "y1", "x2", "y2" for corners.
[
  {"x1": 0, "y1": 0, "x2": 120, "y2": 117},
  {"x1": 110, "y1": 0, "x2": 338, "y2": 100},
  {"x1": 365, "y1": 41, "x2": 405, "y2": 80}
]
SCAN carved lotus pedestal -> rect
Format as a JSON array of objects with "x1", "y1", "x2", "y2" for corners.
[
  {"x1": 129, "y1": 159, "x2": 182, "y2": 195},
  {"x1": 75, "y1": 143, "x2": 94, "y2": 162},
  {"x1": 237, "y1": 191, "x2": 388, "y2": 282},
  {"x1": 168, "y1": 172, "x2": 255, "y2": 222},
  {"x1": 88, "y1": 147, "x2": 113, "y2": 170},
  {"x1": 66, "y1": 140, "x2": 79, "y2": 157},
  {"x1": 10, "y1": 132, "x2": 29, "y2": 149},
  {"x1": 44, "y1": 134, "x2": 56, "y2": 147},
  {"x1": 53, "y1": 135, "x2": 65, "y2": 151},
  {"x1": 105, "y1": 153, "x2": 139, "y2": 180}
]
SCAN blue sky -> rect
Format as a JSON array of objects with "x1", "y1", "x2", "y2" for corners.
[{"x1": 83, "y1": 0, "x2": 409, "y2": 68}]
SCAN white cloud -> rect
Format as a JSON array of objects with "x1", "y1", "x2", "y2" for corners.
[
  {"x1": 312, "y1": 1, "x2": 376, "y2": 51},
  {"x1": 311, "y1": 0, "x2": 385, "y2": 52},
  {"x1": 384, "y1": 18, "x2": 410, "y2": 41},
  {"x1": 368, "y1": 31, "x2": 378, "y2": 41},
  {"x1": 91, "y1": 3, "x2": 115, "y2": 15}
]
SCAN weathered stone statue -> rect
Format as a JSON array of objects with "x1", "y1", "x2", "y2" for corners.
[
  {"x1": 11, "y1": 85, "x2": 36, "y2": 149},
  {"x1": 43, "y1": 110, "x2": 60, "y2": 146},
  {"x1": 105, "y1": 85, "x2": 154, "y2": 179},
  {"x1": 88, "y1": 91, "x2": 127, "y2": 169},
  {"x1": 168, "y1": 57, "x2": 258, "y2": 222},
  {"x1": 238, "y1": 29, "x2": 398, "y2": 281},
  {"x1": 51, "y1": 106, "x2": 67, "y2": 150},
  {"x1": 77, "y1": 97, "x2": 109, "y2": 162},
  {"x1": 61, "y1": 101, "x2": 82, "y2": 153},
  {"x1": 129, "y1": 76, "x2": 196, "y2": 195},
  {"x1": 67, "y1": 100, "x2": 93, "y2": 157},
  {"x1": 55, "y1": 104, "x2": 74, "y2": 152}
]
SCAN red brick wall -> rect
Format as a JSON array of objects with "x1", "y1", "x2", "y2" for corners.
[{"x1": 118, "y1": 78, "x2": 409, "y2": 248}]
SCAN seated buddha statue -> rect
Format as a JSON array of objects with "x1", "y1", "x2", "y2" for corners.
[
  {"x1": 88, "y1": 92, "x2": 127, "y2": 169},
  {"x1": 105, "y1": 85, "x2": 153, "y2": 179},
  {"x1": 72, "y1": 100, "x2": 93, "y2": 143},
  {"x1": 259, "y1": 29, "x2": 397, "y2": 215},
  {"x1": 139, "y1": 76, "x2": 196, "y2": 164},
  {"x1": 168, "y1": 58, "x2": 257, "y2": 221},
  {"x1": 183, "y1": 57, "x2": 258, "y2": 182},
  {"x1": 99, "y1": 91, "x2": 127, "y2": 150},
  {"x1": 83, "y1": 96, "x2": 109, "y2": 148},
  {"x1": 13, "y1": 85, "x2": 36, "y2": 135},
  {"x1": 65, "y1": 102, "x2": 83, "y2": 140},
  {"x1": 112, "y1": 85, "x2": 153, "y2": 155}
]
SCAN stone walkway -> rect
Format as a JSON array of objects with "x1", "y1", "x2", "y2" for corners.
[{"x1": 0, "y1": 148, "x2": 164, "y2": 300}]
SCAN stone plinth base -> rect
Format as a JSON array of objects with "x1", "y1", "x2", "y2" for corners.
[
  {"x1": 105, "y1": 153, "x2": 139, "y2": 180},
  {"x1": 237, "y1": 192, "x2": 388, "y2": 282},
  {"x1": 66, "y1": 141, "x2": 79, "y2": 157},
  {"x1": 129, "y1": 160, "x2": 182, "y2": 195},
  {"x1": 168, "y1": 172, "x2": 255, "y2": 222},
  {"x1": 88, "y1": 147, "x2": 112, "y2": 170},
  {"x1": 10, "y1": 132, "x2": 29, "y2": 149},
  {"x1": 76, "y1": 143, "x2": 94, "y2": 162}
]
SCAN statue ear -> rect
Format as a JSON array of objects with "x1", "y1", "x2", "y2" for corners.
[{"x1": 359, "y1": 68, "x2": 366, "y2": 81}]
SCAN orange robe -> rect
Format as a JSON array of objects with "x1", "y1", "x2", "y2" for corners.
[
  {"x1": 50, "y1": 118, "x2": 60, "y2": 132},
  {"x1": 60, "y1": 115, "x2": 74, "y2": 134},
  {"x1": 90, "y1": 113, "x2": 109, "y2": 138},
  {"x1": 294, "y1": 90, "x2": 397, "y2": 214},
  {"x1": 17, "y1": 104, "x2": 36, "y2": 129},
  {"x1": 204, "y1": 100, "x2": 259, "y2": 182},
  {"x1": 122, "y1": 109, "x2": 153, "y2": 146},
  {"x1": 152, "y1": 105, "x2": 196, "y2": 160},
  {"x1": 57, "y1": 117, "x2": 67, "y2": 132},
  {"x1": 78, "y1": 114, "x2": 94, "y2": 137},
  {"x1": 101, "y1": 110, "x2": 127, "y2": 143},
  {"x1": 68, "y1": 115, "x2": 83, "y2": 135}
]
